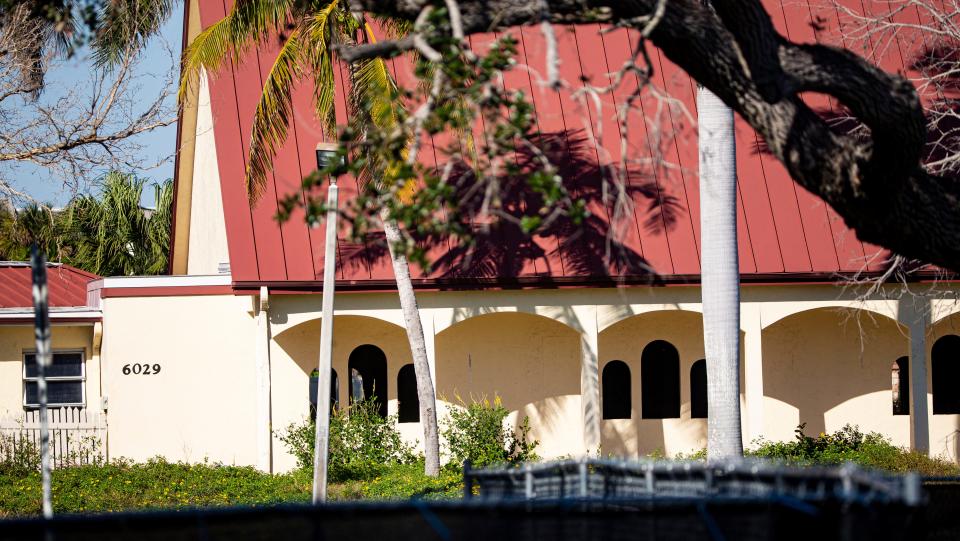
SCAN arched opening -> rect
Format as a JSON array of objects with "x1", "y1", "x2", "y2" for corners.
[
  {"x1": 602, "y1": 360, "x2": 631, "y2": 420},
  {"x1": 309, "y1": 369, "x2": 339, "y2": 420},
  {"x1": 892, "y1": 357, "x2": 909, "y2": 416},
  {"x1": 397, "y1": 364, "x2": 420, "y2": 423},
  {"x1": 641, "y1": 340, "x2": 680, "y2": 419},
  {"x1": 933, "y1": 335, "x2": 960, "y2": 414},
  {"x1": 690, "y1": 359, "x2": 708, "y2": 419},
  {"x1": 761, "y1": 307, "x2": 909, "y2": 443},
  {"x1": 348, "y1": 344, "x2": 388, "y2": 417},
  {"x1": 435, "y1": 311, "x2": 581, "y2": 459}
]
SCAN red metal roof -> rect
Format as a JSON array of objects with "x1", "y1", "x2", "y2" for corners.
[
  {"x1": 190, "y1": 0, "x2": 935, "y2": 286},
  {"x1": 0, "y1": 262, "x2": 98, "y2": 309}
]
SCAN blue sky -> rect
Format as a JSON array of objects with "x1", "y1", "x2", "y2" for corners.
[{"x1": 11, "y1": 6, "x2": 184, "y2": 208}]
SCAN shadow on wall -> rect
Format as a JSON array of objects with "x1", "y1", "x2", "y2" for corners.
[
  {"x1": 341, "y1": 130, "x2": 687, "y2": 280},
  {"x1": 435, "y1": 312, "x2": 584, "y2": 458},
  {"x1": 762, "y1": 307, "x2": 909, "y2": 443},
  {"x1": 597, "y1": 310, "x2": 734, "y2": 458}
]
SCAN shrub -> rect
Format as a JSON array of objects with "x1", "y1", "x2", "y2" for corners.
[
  {"x1": 0, "y1": 434, "x2": 40, "y2": 476},
  {"x1": 280, "y1": 396, "x2": 416, "y2": 482},
  {"x1": 359, "y1": 462, "x2": 462, "y2": 500},
  {"x1": 441, "y1": 396, "x2": 539, "y2": 468},
  {"x1": 749, "y1": 424, "x2": 960, "y2": 476}
]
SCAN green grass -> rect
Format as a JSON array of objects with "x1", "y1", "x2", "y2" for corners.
[
  {"x1": 0, "y1": 458, "x2": 464, "y2": 518},
  {"x1": 1, "y1": 424, "x2": 956, "y2": 518}
]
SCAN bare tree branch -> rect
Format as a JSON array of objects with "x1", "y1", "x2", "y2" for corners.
[{"x1": 0, "y1": 34, "x2": 177, "y2": 203}]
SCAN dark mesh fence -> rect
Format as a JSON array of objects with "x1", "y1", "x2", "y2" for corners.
[
  {"x1": 922, "y1": 477, "x2": 960, "y2": 541},
  {"x1": 0, "y1": 498, "x2": 926, "y2": 541}
]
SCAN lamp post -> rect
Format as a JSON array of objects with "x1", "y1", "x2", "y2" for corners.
[{"x1": 312, "y1": 143, "x2": 341, "y2": 504}]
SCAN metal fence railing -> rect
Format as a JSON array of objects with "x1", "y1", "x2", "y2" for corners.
[{"x1": 463, "y1": 459, "x2": 924, "y2": 507}]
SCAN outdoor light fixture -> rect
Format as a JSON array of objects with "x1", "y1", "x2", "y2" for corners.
[
  {"x1": 312, "y1": 142, "x2": 341, "y2": 504},
  {"x1": 315, "y1": 142, "x2": 344, "y2": 180}
]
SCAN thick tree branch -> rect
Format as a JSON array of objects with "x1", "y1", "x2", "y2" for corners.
[{"x1": 343, "y1": 0, "x2": 960, "y2": 273}]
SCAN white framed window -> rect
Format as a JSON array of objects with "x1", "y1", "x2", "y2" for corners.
[{"x1": 22, "y1": 350, "x2": 85, "y2": 408}]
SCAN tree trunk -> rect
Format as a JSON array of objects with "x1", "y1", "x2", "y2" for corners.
[
  {"x1": 381, "y1": 210, "x2": 441, "y2": 476},
  {"x1": 698, "y1": 86, "x2": 743, "y2": 461}
]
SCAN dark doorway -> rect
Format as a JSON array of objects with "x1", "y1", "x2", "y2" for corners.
[
  {"x1": 892, "y1": 357, "x2": 910, "y2": 416},
  {"x1": 641, "y1": 340, "x2": 681, "y2": 419},
  {"x1": 933, "y1": 336, "x2": 960, "y2": 414},
  {"x1": 348, "y1": 344, "x2": 388, "y2": 417},
  {"x1": 602, "y1": 360, "x2": 631, "y2": 419},
  {"x1": 397, "y1": 364, "x2": 420, "y2": 423},
  {"x1": 690, "y1": 359, "x2": 707, "y2": 419}
]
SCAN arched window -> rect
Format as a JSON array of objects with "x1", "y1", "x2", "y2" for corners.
[
  {"x1": 309, "y1": 369, "x2": 339, "y2": 420},
  {"x1": 397, "y1": 364, "x2": 420, "y2": 423},
  {"x1": 892, "y1": 357, "x2": 910, "y2": 416},
  {"x1": 602, "y1": 360, "x2": 631, "y2": 419},
  {"x1": 348, "y1": 344, "x2": 388, "y2": 417},
  {"x1": 933, "y1": 335, "x2": 960, "y2": 414},
  {"x1": 690, "y1": 359, "x2": 708, "y2": 419},
  {"x1": 641, "y1": 340, "x2": 681, "y2": 419}
]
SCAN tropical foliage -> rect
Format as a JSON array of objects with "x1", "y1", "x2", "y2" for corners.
[
  {"x1": 180, "y1": 0, "x2": 406, "y2": 200},
  {"x1": 65, "y1": 171, "x2": 173, "y2": 276},
  {"x1": 0, "y1": 171, "x2": 172, "y2": 276}
]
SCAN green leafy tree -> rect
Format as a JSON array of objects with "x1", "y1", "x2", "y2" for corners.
[
  {"x1": 63, "y1": 171, "x2": 172, "y2": 276},
  {"x1": 0, "y1": 203, "x2": 61, "y2": 261}
]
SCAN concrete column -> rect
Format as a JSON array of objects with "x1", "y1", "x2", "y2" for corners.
[
  {"x1": 424, "y1": 311, "x2": 437, "y2": 387},
  {"x1": 255, "y1": 286, "x2": 273, "y2": 472},
  {"x1": 742, "y1": 304, "x2": 764, "y2": 447},
  {"x1": 899, "y1": 295, "x2": 930, "y2": 454},
  {"x1": 577, "y1": 306, "x2": 601, "y2": 455}
]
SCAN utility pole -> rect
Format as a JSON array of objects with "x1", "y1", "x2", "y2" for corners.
[{"x1": 312, "y1": 143, "x2": 341, "y2": 503}]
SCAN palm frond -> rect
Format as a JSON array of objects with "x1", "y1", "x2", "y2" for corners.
[
  {"x1": 369, "y1": 14, "x2": 411, "y2": 40},
  {"x1": 302, "y1": 0, "x2": 341, "y2": 137},
  {"x1": 179, "y1": 0, "x2": 298, "y2": 102},
  {"x1": 93, "y1": 0, "x2": 176, "y2": 67},
  {"x1": 246, "y1": 25, "x2": 305, "y2": 202}
]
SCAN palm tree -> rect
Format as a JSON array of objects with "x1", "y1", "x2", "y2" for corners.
[
  {"x1": 697, "y1": 85, "x2": 743, "y2": 460},
  {"x1": 180, "y1": 0, "x2": 442, "y2": 476},
  {"x1": 64, "y1": 171, "x2": 172, "y2": 276}
]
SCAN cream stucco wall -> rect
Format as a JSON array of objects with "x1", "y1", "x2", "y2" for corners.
[
  {"x1": 270, "y1": 315, "x2": 416, "y2": 472},
  {"x1": 32, "y1": 281, "x2": 954, "y2": 472},
  {"x1": 435, "y1": 312, "x2": 584, "y2": 459},
  {"x1": 761, "y1": 307, "x2": 911, "y2": 446},
  {"x1": 0, "y1": 325, "x2": 97, "y2": 417},
  {"x1": 185, "y1": 73, "x2": 230, "y2": 276},
  {"x1": 599, "y1": 310, "x2": 723, "y2": 458},
  {"x1": 100, "y1": 294, "x2": 258, "y2": 465}
]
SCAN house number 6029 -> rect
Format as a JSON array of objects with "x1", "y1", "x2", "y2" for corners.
[{"x1": 122, "y1": 363, "x2": 161, "y2": 375}]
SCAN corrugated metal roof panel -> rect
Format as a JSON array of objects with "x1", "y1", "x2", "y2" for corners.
[
  {"x1": 0, "y1": 263, "x2": 98, "y2": 308},
  {"x1": 192, "y1": 0, "x2": 914, "y2": 285}
]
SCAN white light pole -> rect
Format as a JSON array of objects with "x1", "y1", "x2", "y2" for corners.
[
  {"x1": 30, "y1": 245, "x2": 53, "y2": 518},
  {"x1": 312, "y1": 143, "x2": 340, "y2": 504}
]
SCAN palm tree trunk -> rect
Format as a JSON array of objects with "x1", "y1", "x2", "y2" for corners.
[
  {"x1": 698, "y1": 85, "x2": 743, "y2": 460},
  {"x1": 381, "y1": 209, "x2": 441, "y2": 476}
]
